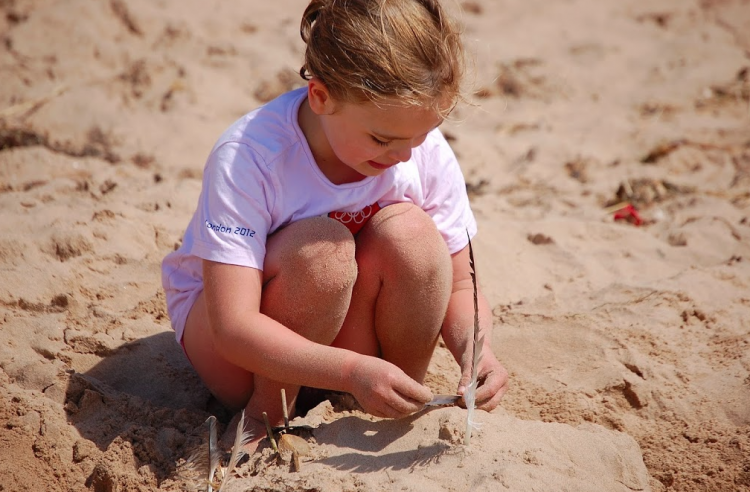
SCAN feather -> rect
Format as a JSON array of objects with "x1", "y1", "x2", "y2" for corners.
[
  {"x1": 464, "y1": 231, "x2": 485, "y2": 446},
  {"x1": 180, "y1": 416, "x2": 222, "y2": 492},
  {"x1": 206, "y1": 415, "x2": 219, "y2": 492},
  {"x1": 424, "y1": 394, "x2": 461, "y2": 406},
  {"x1": 218, "y1": 410, "x2": 255, "y2": 492}
]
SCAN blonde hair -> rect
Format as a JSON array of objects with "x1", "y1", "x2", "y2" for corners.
[{"x1": 299, "y1": 0, "x2": 465, "y2": 116}]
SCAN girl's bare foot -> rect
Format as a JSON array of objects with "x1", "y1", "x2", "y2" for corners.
[{"x1": 219, "y1": 412, "x2": 268, "y2": 456}]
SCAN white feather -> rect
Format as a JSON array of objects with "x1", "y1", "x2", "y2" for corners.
[
  {"x1": 180, "y1": 416, "x2": 222, "y2": 492},
  {"x1": 207, "y1": 416, "x2": 219, "y2": 492},
  {"x1": 218, "y1": 410, "x2": 255, "y2": 492},
  {"x1": 464, "y1": 232, "x2": 483, "y2": 446}
]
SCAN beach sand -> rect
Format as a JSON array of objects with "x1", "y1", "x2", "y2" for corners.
[{"x1": 0, "y1": 0, "x2": 748, "y2": 490}]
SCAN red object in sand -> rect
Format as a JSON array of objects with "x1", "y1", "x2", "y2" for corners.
[{"x1": 613, "y1": 203, "x2": 643, "y2": 226}]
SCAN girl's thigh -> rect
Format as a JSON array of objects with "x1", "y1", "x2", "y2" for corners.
[
  {"x1": 332, "y1": 203, "x2": 452, "y2": 370},
  {"x1": 182, "y1": 290, "x2": 255, "y2": 411},
  {"x1": 182, "y1": 216, "x2": 356, "y2": 409}
]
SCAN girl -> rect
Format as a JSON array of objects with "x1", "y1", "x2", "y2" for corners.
[{"x1": 162, "y1": 0, "x2": 508, "y2": 449}]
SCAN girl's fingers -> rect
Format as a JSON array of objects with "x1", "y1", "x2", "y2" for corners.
[
  {"x1": 368, "y1": 407, "x2": 389, "y2": 419},
  {"x1": 456, "y1": 372, "x2": 472, "y2": 396},
  {"x1": 364, "y1": 398, "x2": 408, "y2": 419},
  {"x1": 395, "y1": 378, "x2": 433, "y2": 404},
  {"x1": 385, "y1": 393, "x2": 428, "y2": 418},
  {"x1": 393, "y1": 390, "x2": 430, "y2": 414},
  {"x1": 375, "y1": 389, "x2": 430, "y2": 418},
  {"x1": 357, "y1": 386, "x2": 430, "y2": 418},
  {"x1": 477, "y1": 386, "x2": 507, "y2": 411},
  {"x1": 474, "y1": 367, "x2": 509, "y2": 410}
]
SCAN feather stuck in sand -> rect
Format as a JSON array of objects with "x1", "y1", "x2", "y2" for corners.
[
  {"x1": 464, "y1": 232, "x2": 484, "y2": 446},
  {"x1": 180, "y1": 416, "x2": 222, "y2": 491},
  {"x1": 218, "y1": 410, "x2": 255, "y2": 491},
  {"x1": 180, "y1": 412, "x2": 254, "y2": 492}
]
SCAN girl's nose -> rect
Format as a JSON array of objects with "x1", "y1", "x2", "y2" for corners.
[{"x1": 388, "y1": 146, "x2": 412, "y2": 163}]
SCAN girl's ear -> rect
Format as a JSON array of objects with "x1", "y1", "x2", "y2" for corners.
[{"x1": 307, "y1": 77, "x2": 337, "y2": 115}]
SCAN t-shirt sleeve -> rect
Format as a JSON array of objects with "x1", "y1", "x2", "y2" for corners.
[
  {"x1": 188, "y1": 141, "x2": 273, "y2": 270},
  {"x1": 420, "y1": 130, "x2": 478, "y2": 254}
]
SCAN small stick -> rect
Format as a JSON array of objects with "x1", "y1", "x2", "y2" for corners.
[
  {"x1": 603, "y1": 201, "x2": 631, "y2": 214},
  {"x1": 281, "y1": 389, "x2": 289, "y2": 429},
  {"x1": 262, "y1": 412, "x2": 279, "y2": 453},
  {"x1": 0, "y1": 84, "x2": 68, "y2": 118}
]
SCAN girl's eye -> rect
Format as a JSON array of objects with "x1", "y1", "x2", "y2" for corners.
[{"x1": 371, "y1": 136, "x2": 390, "y2": 147}]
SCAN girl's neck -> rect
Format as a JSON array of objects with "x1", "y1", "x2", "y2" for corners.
[{"x1": 298, "y1": 98, "x2": 365, "y2": 185}]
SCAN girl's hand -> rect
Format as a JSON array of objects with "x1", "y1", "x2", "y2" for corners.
[
  {"x1": 456, "y1": 346, "x2": 509, "y2": 412},
  {"x1": 345, "y1": 355, "x2": 433, "y2": 419}
]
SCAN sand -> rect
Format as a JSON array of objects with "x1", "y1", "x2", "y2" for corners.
[{"x1": 0, "y1": 0, "x2": 748, "y2": 491}]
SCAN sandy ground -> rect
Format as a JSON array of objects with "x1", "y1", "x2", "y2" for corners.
[{"x1": 0, "y1": 0, "x2": 749, "y2": 491}]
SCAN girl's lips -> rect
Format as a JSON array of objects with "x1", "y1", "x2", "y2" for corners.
[{"x1": 368, "y1": 160, "x2": 394, "y2": 170}]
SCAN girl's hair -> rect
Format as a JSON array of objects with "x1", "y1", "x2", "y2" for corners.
[{"x1": 299, "y1": 0, "x2": 465, "y2": 116}]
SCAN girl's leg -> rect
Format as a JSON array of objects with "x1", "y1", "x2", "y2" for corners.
[
  {"x1": 333, "y1": 202, "x2": 453, "y2": 383},
  {"x1": 182, "y1": 217, "x2": 356, "y2": 433},
  {"x1": 247, "y1": 217, "x2": 357, "y2": 426}
]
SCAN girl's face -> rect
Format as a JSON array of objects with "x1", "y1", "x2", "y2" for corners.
[{"x1": 303, "y1": 80, "x2": 445, "y2": 184}]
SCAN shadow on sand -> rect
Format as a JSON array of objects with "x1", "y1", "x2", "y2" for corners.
[
  {"x1": 63, "y1": 331, "x2": 219, "y2": 487},
  {"x1": 311, "y1": 408, "x2": 454, "y2": 473}
]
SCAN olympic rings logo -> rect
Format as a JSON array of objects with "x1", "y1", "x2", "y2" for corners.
[{"x1": 330, "y1": 205, "x2": 375, "y2": 225}]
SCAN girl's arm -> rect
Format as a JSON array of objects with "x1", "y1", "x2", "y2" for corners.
[
  {"x1": 202, "y1": 259, "x2": 433, "y2": 418},
  {"x1": 440, "y1": 245, "x2": 509, "y2": 410}
]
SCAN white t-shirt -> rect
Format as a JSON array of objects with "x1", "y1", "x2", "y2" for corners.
[{"x1": 161, "y1": 88, "x2": 477, "y2": 341}]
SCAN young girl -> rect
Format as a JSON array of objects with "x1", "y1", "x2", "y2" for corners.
[{"x1": 162, "y1": 0, "x2": 508, "y2": 449}]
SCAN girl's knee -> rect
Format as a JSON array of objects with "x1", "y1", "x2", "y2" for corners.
[
  {"x1": 263, "y1": 217, "x2": 356, "y2": 344},
  {"x1": 369, "y1": 202, "x2": 436, "y2": 237},
  {"x1": 267, "y1": 216, "x2": 357, "y2": 294},
  {"x1": 360, "y1": 203, "x2": 452, "y2": 281}
]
